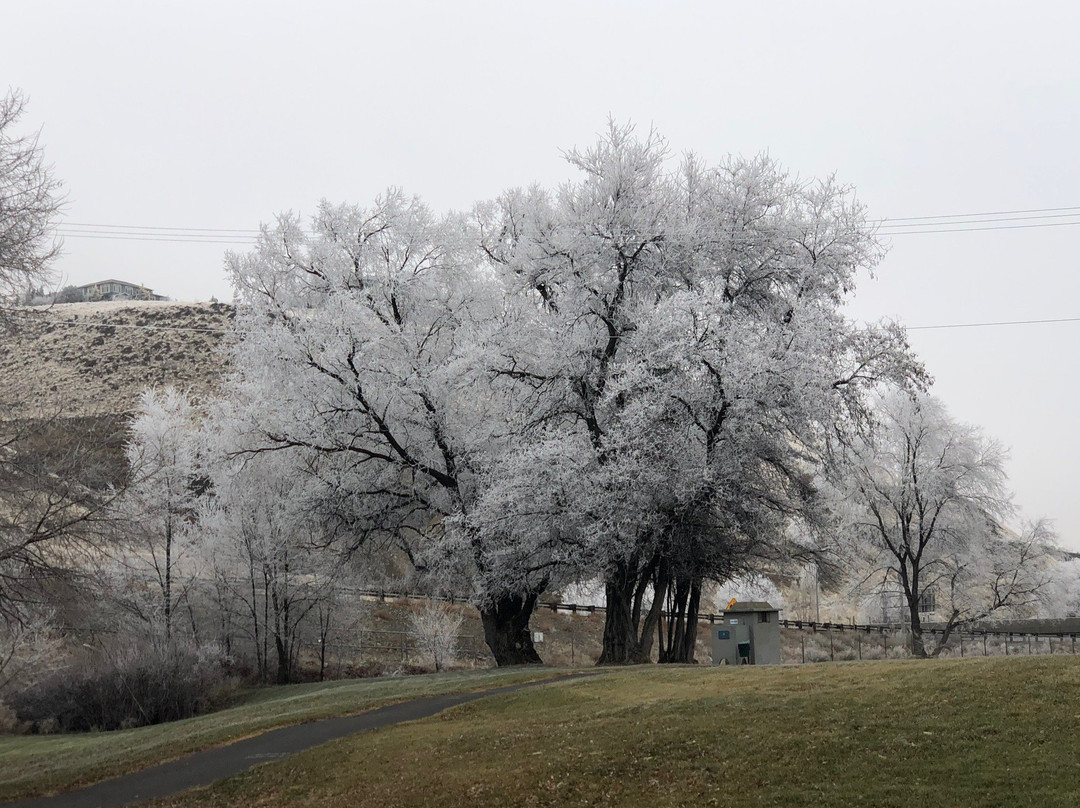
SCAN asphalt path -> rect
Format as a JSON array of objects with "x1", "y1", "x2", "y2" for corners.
[{"x1": 4, "y1": 673, "x2": 593, "y2": 808}]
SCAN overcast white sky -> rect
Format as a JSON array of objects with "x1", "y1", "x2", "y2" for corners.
[{"x1": 4, "y1": 1, "x2": 1078, "y2": 548}]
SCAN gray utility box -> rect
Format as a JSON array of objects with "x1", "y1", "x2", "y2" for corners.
[{"x1": 711, "y1": 601, "x2": 781, "y2": 665}]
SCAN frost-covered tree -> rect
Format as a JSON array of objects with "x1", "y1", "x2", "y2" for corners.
[
  {"x1": 223, "y1": 193, "x2": 546, "y2": 665},
  {"x1": 196, "y1": 441, "x2": 343, "y2": 684},
  {"x1": 1040, "y1": 555, "x2": 1080, "y2": 618},
  {"x1": 468, "y1": 124, "x2": 921, "y2": 663},
  {"x1": 0, "y1": 91, "x2": 62, "y2": 316},
  {"x1": 830, "y1": 392, "x2": 1055, "y2": 657},
  {"x1": 221, "y1": 126, "x2": 921, "y2": 667},
  {"x1": 118, "y1": 387, "x2": 201, "y2": 641}
]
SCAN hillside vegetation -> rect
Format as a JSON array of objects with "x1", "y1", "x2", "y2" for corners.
[{"x1": 1, "y1": 301, "x2": 232, "y2": 419}]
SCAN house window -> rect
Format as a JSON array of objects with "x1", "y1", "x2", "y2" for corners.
[
  {"x1": 918, "y1": 589, "x2": 936, "y2": 614},
  {"x1": 758, "y1": 611, "x2": 770, "y2": 623}
]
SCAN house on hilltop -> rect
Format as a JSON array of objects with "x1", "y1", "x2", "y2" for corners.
[{"x1": 75, "y1": 279, "x2": 168, "y2": 302}]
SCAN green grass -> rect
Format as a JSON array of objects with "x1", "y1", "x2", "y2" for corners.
[
  {"x1": 149, "y1": 656, "x2": 1080, "y2": 808},
  {"x1": 0, "y1": 667, "x2": 572, "y2": 802}
]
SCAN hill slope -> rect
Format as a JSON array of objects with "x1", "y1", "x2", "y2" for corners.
[{"x1": 0, "y1": 301, "x2": 233, "y2": 419}]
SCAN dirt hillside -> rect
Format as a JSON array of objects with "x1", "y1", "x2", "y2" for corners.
[{"x1": 0, "y1": 301, "x2": 233, "y2": 419}]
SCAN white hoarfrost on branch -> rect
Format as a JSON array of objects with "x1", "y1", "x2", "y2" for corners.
[
  {"x1": 829, "y1": 392, "x2": 1056, "y2": 657},
  {"x1": 194, "y1": 426, "x2": 345, "y2": 684},
  {"x1": 408, "y1": 600, "x2": 464, "y2": 672},
  {"x1": 224, "y1": 124, "x2": 926, "y2": 667},
  {"x1": 464, "y1": 124, "x2": 923, "y2": 663},
  {"x1": 222, "y1": 192, "x2": 548, "y2": 666},
  {"x1": 0, "y1": 91, "x2": 62, "y2": 311},
  {"x1": 115, "y1": 387, "x2": 201, "y2": 641}
]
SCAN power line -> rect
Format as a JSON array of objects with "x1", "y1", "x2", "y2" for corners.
[
  {"x1": 881, "y1": 221, "x2": 1080, "y2": 236},
  {"x1": 55, "y1": 232, "x2": 256, "y2": 245},
  {"x1": 907, "y1": 317, "x2": 1080, "y2": 331},
  {"x1": 876, "y1": 211, "x2": 1080, "y2": 230},
  {"x1": 48, "y1": 219, "x2": 1080, "y2": 245},
  {"x1": 870, "y1": 205, "x2": 1080, "y2": 223},
  {"x1": 51, "y1": 204, "x2": 1080, "y2": 244},
  {"x1": 61, "y1": 221, "x2": 260, "y2": 234}
]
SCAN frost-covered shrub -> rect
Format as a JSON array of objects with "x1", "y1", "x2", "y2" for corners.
[{"x1": 408, "y1": 601, "x2": 464, "y2": 672}]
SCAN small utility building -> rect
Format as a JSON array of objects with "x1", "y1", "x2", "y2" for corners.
[{"x1": 710, "y1": 601, "x2": 781, "y2": 665}]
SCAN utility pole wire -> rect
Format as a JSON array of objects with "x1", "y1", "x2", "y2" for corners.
[{"x1": 48, "y1": 204, "x2": 1080, "y2": 244}]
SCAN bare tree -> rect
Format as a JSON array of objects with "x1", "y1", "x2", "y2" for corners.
[
  {"x1": 0, "y1": 611, "x2": 64, "y2": 698},
  {"x1": 0, "y1": 409, "x2": 124, "y2": 626},
  {"x1": 0, "y1": 91, "x2": 63, "y2": 317},
  {"x1": 831, "y1": 392, "x2": 1055, "y2": 657}
]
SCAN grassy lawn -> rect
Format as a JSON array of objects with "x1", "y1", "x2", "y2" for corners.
[
  {"x1": 0, "y1": 667, "x2": 574, "y2": 802},
  {"x1": 148, "y1": 655, "x2": 1080, "y2": 808}
]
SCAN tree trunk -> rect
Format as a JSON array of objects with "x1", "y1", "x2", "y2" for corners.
[
  {"x1": 480, "y1": 590, "x2": 543, "y2": 666},
  {"x1": 164, "y1": 518, "x2": 173, "y2": 642},
  {"x1": 598, "y1": 560, "x2": 650, "y2": 665},
  {"x1": 679, "y1": 578, "x2": 702, "y2": 663},
  {"x1": 659, "y1": 577, "x2": 687, "y2": 663},
  {"x1": 274, "y1": 633, "x2": 292, "y2": 683},
  {"x1": 657, "y1": 574, "x2": 702, "y2": 663},
  {"x1": 638, "y1": 558, "x2": 669, "y2": 661},
  {"x1": 928, "y1": 609, "x2": 961, "y2": 659},
  {"x1": 907, "y1": 597, "x2": 928, "y2": 658}
]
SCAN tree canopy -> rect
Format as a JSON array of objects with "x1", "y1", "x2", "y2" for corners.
[{"x1": 219, "y1": 124, "x2": 934, "y2": 664}]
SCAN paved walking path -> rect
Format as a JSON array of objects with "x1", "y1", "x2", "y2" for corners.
[{"x1": 4, "y1": 674, "x2": 592, "y2": 808}]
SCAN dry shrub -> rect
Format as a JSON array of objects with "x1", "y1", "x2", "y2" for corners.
[
  {"x1": 408, "y1": 601, "x2": 464, "y2": 672},
  {"x1": 0, "y1": 700, "x2": 25, "y2": 734},
  {"x1": 7, "y1": 641, "x2": 235, "y2": 733}
]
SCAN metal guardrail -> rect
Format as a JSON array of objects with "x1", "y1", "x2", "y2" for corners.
[
  {"x1": 777, "y1": 617, "x2": 1079, "y2": 641},
  {"x1": 354, "y1": 589, "x2": 1080, "y2": 641}
]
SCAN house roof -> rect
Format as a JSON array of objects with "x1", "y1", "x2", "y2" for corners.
[
  {"x1": 77, "y1": 279, "x2": 154, "y2": 291},
  {"x1": 723, "y1": 601, "x2": 778, "y2": 613}
]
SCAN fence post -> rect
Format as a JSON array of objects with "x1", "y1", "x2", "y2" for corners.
[
  {"x1": 801, "y1": 634, "x2": 805, "y2": 664},
  {"x1": 1027, "y1": 634, "x2": 1032, "y2": 655},
  {"x1": 983, "y1": 633, "x2": 987, "y2": 656},
  {"x1": 883, "y1": 631, "x2": 888, "y2": 657},
  {"x1": 1005, "y1": 634, "x2": 1009, "y2": 656},
  {"x1": 857, "y1": 633, "x2": 862, "y2": 660},
  {"x1": 830, "y1": 632, "x2": 834, "y2": 661},
  {"x1": 959, "y1": 634, "x2": 964, "y2": 657}
]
